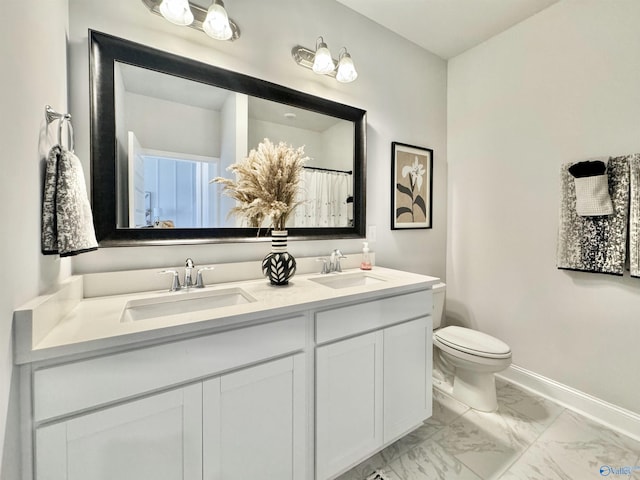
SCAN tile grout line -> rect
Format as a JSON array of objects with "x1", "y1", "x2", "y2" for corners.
[
  {"x1": 380, "y1": 392, "x2": 471, "y2": 467},
  {"x1": 379, "y1": 400, "x2": 472, "y2": 480},
  {"x1": 453, "y1": 380, "x2": 568, "y2": 479},
  {"x1": 490, "y1": 380, "x2": 569, "y2": 479},
  {"x1": 494, "y1": 405, "x2": 569, "y2": 479}
]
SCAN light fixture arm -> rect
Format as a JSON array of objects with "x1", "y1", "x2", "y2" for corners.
[
  {"x1": 141, "y1": 0, "x2": 241, "y2": 41},
  {"x1": 291, "y1": 44, "x2": 338, "y2": 78}
]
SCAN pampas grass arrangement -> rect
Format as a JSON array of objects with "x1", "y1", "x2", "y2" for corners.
[{"x1": 211, "y1": 138, "x2": 308, "y2": 231}]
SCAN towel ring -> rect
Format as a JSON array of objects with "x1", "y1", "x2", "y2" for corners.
[
  {"x1": 59, "y1": 118, "x2": 74, "y2": 153},
  {"x1": 45, "y1": 105, "x2": 75, "y2": 152}
]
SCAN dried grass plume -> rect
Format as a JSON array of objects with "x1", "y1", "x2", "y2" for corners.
[{"x1": 211, "y1": 139, "x2": 308, "y2": 231}]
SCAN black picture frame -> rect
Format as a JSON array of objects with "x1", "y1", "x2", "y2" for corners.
[{"x1": 391, "y1": 142, "x2": 433, "y2": 230}]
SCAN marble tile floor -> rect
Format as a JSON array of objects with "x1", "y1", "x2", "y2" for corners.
[{"x1": 336, "y1": 379, "x2": 640, "y2": 480}]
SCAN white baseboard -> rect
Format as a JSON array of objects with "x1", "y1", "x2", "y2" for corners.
[{"x1": 496, "y1": 364, "x2": 640, "y2": 442}]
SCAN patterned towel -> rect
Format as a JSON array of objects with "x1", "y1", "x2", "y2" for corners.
[
  {"x1": 557, "y1": 156, "x2": 629, "y2": 275},
  {"x1": 629, "y1": 154, "x2": 640, "y2": 277},
  {"x1": 42, "y1": 145, "x2": 98, "y2": 257}
]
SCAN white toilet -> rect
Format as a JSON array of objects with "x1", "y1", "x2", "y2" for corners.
[{"x1": 431, "y1": 283, "x2": 512, "y2": 412}]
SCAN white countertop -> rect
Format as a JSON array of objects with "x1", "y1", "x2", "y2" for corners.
[{"x1": 14, "y1": 266, "x2": 439, "y2": 364}]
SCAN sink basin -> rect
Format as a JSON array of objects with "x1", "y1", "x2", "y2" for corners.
[
  {"x1": 309, "y1": 271, "x2": 386, "y2": 289},
  {"x1": 121, "y1": 287, "x2": 256, "y2": 322}
]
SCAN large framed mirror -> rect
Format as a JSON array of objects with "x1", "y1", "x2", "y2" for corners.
[{"x1": 89, "y1": 30, "x2": 367, "y2": 246}]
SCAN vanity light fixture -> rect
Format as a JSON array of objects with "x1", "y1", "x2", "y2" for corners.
[
  {"x1": 158, "y1": 0, "x2": 193, "y2": 26},
  {"x1": 336, "y1": 48, "x2": 358, "y2": 83},
  {"x1": 312, "y1": 37, "x2": 335, "y2": 74},
  {"x1": 202, "y1": 0, "x2": 232, "y2": 40},
  {"x1": 141, "y1": 0, "x2": 240, "y2": 41},
  {"x1": 291, "y1": 37, "x2": 358, "y2": 83}
]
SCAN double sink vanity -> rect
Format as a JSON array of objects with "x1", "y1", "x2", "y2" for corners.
[{"x1": 14, "y1": 259, "x2": 438, "y2": 480}]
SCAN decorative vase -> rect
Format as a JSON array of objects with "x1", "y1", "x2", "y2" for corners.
[{"x1": 261, "y1": 230, "x2": 296, "y2": 286}]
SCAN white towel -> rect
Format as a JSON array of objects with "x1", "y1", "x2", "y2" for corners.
[
  {"x1": 42, "y1": 145, "x2": 98, "y2": 256},
  {"x1": 573, "y1": 174, "x2": 613, "y2": 216}
]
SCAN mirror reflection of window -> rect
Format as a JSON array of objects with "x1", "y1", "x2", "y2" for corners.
[
  {"x1": 141, "y1": 152, "x2": 220, "y2": 229},
  {"x1": 128, "y1": 131, "x2": 222, "y2": 229}
]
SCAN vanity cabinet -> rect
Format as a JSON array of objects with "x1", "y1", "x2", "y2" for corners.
[
  {"x1": 316, "y1": 330, "x2": 384, "y2": 479},
  {"x1": 202, "y1": 354, "x2": 306, "y2": 480},
  {"x1": 35, "y1": 354, "x2": 305, "y2": 480},
  {"x1": 383, "y1": 317, "x2": 433, "y2": 442},
  {"x1": 29, "y1": 316, "x2": 307, "y2": 480},
  {"x1": 36, "y1": 384, "x2": 204, "y2": 480},
  {"x1": 17, "y1": 268, "x2": 437, "y2": 480},
  {"x1": 315, "y1": 291, "x2": 433, "y2": 480}
]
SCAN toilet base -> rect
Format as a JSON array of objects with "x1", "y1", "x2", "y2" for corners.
[{"x1": 452, "y1": 369, "x2": 498, "y2": 412}]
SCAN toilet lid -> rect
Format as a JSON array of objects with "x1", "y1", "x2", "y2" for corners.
[{"x1": 434, "y1": 326, "x2": 511, "y2": 358}]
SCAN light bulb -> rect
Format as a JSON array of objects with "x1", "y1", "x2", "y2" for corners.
[
  {"x1": 159, "y1": 0, "x2": 194, "y2": 26},
  {"x1": 203, "y1": 0, "x2": 232, "y2": 40},
  {"x1": 312, "y1": 40, "x2": 335, "y2": 74},
  {"x1": 336, "y1": 52, "x2": 358, "y2": 83}
]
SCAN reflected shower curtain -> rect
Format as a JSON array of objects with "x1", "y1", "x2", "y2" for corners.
[{"x1": 292, "y1": 170, "x2": 351, "y2": 227}]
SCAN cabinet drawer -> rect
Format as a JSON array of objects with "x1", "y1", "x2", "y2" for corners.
[
  {"x1": 34, "y1": 316, "x2": 306, "y2": 423},
  {"x1": 315, "y1": 289, "x2": 432, "y2": 344}
]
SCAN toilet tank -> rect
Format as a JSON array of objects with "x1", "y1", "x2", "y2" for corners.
[{"x1": 432, "y1": 282, "x2": 446, "y2": 329}]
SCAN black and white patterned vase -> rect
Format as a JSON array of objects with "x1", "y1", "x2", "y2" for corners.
[{"x1": 261, "y1": 230, "x2": 296, "y2": 286}]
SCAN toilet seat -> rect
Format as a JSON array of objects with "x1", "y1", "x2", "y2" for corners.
[{"x1": 434, "y1": 326, "x2": 511, "y2": 359}]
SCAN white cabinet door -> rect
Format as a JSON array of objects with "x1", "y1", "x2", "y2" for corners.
[
  {"x1": 35, "y1": 384, "x2": 202, "y2": 480},
  {"x1": 383, "y1": 317, "x2": 432, "y2": 443},
  {"x1": 316, "y1": 331, "x2": 384, "y2": 480},
  {"x1": 203, "y1": 354, "x2": 306, "y2": 480}
]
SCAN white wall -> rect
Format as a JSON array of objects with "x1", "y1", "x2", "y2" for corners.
[
  {"x1": 248, "y1": 118, "x2": 353, "y2": 173},
  {"x1": 0, "y1": 0, "x2": 70, "y2": 477},
  {"x1": 322, "y1": 121, "x2": 354, "y2": 172},
  {"x1": 248, "y1": 118, "x2": 326, "y2": 167},
  {"x1": 124, "y1": 92, "x2": 221, "y2": 157},
  {"x1": 67, "y1": 0, "x2": 448, "y2": 278},
  {"x1": 447, "y1": 0, "x2": 640, "y2": 414},
  {"x1": 219, "y1": 93, "x2": 248, "y2": 227}
]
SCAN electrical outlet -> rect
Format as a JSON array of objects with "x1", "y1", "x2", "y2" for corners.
[{"x1": 367, "y1": 225, "x2": 377, "y2": 242}]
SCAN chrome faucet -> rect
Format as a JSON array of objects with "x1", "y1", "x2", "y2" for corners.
[
  {"x1": 184, "y1": 258, "x2": 195, "y2": 288},
  {"x1": 161, "y1": 258, "x2": 212, "y2": 291},
  {"x1": 329, "y1": 249, "x2": 347, "y2": 273}
]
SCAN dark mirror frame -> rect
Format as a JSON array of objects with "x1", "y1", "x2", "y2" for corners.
[{"x1": 89, "y1": 30, "x2": 367, "y2": 246}]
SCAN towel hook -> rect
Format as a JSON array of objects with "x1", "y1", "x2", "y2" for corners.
[{"x1": 45, "y1": 105, "x2": 74, "y2": 152}]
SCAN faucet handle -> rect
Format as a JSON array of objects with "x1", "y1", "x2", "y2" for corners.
[
  {"x1": 185, "y1": 258, "x2": 194, "y2": 268},
  {"x1": 160, "y1": 269, "x2": 181, "y2": 292},
  {"x1": 195, "y1": 266, "x2": 215, "y2": 288},
  {"x1": 330, "y1": 249, "x2": 347, "y2": 272},
  {"x1": 316, "y1": 257, "x2": 330, "y2": 274}
]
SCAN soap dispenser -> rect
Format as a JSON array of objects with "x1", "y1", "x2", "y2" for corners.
[{"x1": 360, "y1": 242, "x2": 372, "y2": 270}]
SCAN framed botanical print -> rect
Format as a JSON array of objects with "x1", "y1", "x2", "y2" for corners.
[{"x1": 391, "y1": 142, "x2": 433, "y2": 230}]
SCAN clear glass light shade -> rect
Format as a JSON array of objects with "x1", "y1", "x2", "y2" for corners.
[
  {"x1": 203, "y1": 1, "x2": 232, "y2": 40},
  {"x1": 159, "y1": 0, "x2": 194, "y2": 26},
  {"x1": 336, "y1": 53, "x2": 358, "y2": 83},
  {"x1": 312, "y1": 43, "x2": 335, "y2": 74}
]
